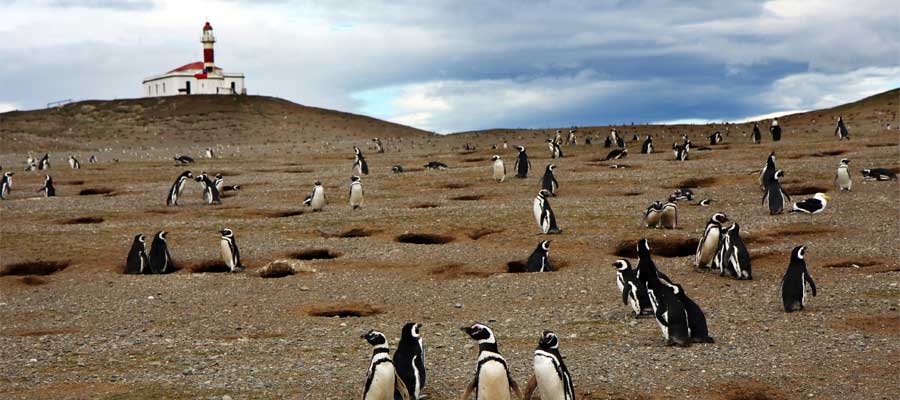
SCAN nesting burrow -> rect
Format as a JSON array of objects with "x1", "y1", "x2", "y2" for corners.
[
  {"x1": 320, "y1": 228, "x2": 375, "y2": 239},
  {"x1": 468, "y1": 228, "x2": 503, "y2": 240},
  {"x1": 621, "y1": 191, "x2": 643, "y2": 197},
  {"x1": 744, "y1": 224, "x2": 838, "y2": 245},
  {"x1": 715, "y1": 380, "x2": 789, "y2": 400},
  {"x1": 810, "y1": 149, "x2": 847, "y2": 157},
  {"x1": 59, "y1": 216, "x2": 104, "y2": 225},
  {"x1": 463, "y1": 157, "x2": 484, "y2": 163},
  {"x1": 430, "y1": 263, "x2": 496, "y2": 279},
  {"x1": 409, "y1": 203, "x2": 440, "y2": 209},
  {"x1": 258, "y1": 263, "x2": 295, "y2": 279},
  {"x1": 671, "y1": 177, "x2": 718, "y2": 189},
  {"x1": 451, "y1": 194, "x2": 484, "y2": 201},
  {"x1": 288, "y1": 249, "x2": 341, "y2": 260},
  {"x1": 266, "y1": 210, "x2": 305, "y2": 218},
  {"x1": 78, "y1": 188, "x2": 115, "y2": 196},
  {"x1": 395, "y1": 233, "x2": 455, "y2": 245},
  {"x1": 865, "y1": 142, "x2": 898, "y2": 148},
  {"x1": 784, "y1": 185, "x2": 830, "y2": 196},
  {"x1": 0, "y1": 261, "x2": 70, "y2": 276},
  {"x1": 612, "y1": 238, "x2": 699, "y2": 258},
  {"x1": 61, "y1": 180, "x2": 85, "y2": 185},
  {"x1": 443, "y1": 182, "x2": 471, "y2": 189},
  {"x1": 307, "y1": 303, "x2": 383, "y2": 318},
  {"x1": 185, "y1": 259, "x2": 233, "y2": 273}
]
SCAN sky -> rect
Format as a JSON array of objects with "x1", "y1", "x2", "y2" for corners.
[{"x1": 1, "y1": 0, "x2": 898, "y2": 133}]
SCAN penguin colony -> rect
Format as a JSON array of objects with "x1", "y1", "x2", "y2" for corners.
[{"x1": 1, "y1": 114, "x2": 896, "y2": 398}]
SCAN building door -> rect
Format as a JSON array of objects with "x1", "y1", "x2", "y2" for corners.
[
  {"x1": 185, "y1": 81, "x2": 191, "y2": 95},
  {"x1": 231, "y1": 82, "x2": 236, "y2": 94}
]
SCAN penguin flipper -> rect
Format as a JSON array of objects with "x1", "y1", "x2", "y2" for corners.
[
  {"x1": 461, "y1": 379, "x2": 476, "y2": 400},
  {"x1": 508, "y1": 375, "x2": 523, "y2": 400},
  {"x1": 393, "y1": 373, "x2": 411, "y2": 400},
  {"x1": 622, "y1": 285, "x2": 631, "y2": 305},
  {"x1": 805, "y1": 273, "x2": 817, "y2": 296},
  {"x1": 522, "y1": 375, "x2": 538, "y2": 400}
]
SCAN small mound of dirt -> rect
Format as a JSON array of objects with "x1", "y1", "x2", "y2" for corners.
[
  {"x1": 468, "y1": 228, "x2": 503, "y2": 240},
  {"x1": 409, "y1": 203, "x2": 440, "y2": 209},
  {"x1": 784, "y1": 185, "x2": 829, "y2": 196},
  {"x1": 673, "y1": 177, "x2": 718, "y2": 188},
  {"x1": 59, "y1": 217, "x2": 104, "y2": 225},
  {"x1": 19, "y1": 276, "x2": 47, "y2": 286},
  {"x1": 308, "y1": 303, "x2": 383, "y2": 318},
  {"x1": 258, "y1": 263, "x2": 295, "y2": 278},
  {"x1": 185, "y1": 260, "x2": 233, "y2": 273},
  {"x1": 810, "y1": 149, "x2": 847, "y2": 157},
  {"x1": 612, "y1": 238, "x2": 699, "y2": 258},
  {"x1": 396, "y1": 233, "x2": 455, "y2": 245},
  {"x1": 714, "y1": 380, "x2": 788, "y2": 400},
  {"x1": 451, "y1": 195, "x2": 484, "y2": 201},
  {"x1": 0, "y1": 261, "x2": 70, "y2": 276},
  {"x1": 289, "y1": 249, "x2": 341, "y2": 260},
  {"x1": 444, "y1": 182, "x2": 471, "y2": 189},
  {"x1": 78, "y1": 188, "x2": 114, "y2": 196}
]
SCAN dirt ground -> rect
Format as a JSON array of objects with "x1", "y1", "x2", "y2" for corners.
[{"x1": 0, "y1": 91, "x2": 898, "y2": 399}]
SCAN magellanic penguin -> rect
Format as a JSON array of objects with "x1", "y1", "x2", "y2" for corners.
[
  {"x1": 641, "y1": 135, "x2": 653, "y2": 154},
  {"x1": 642, "y1": 201, "x2": 663, "y2": 228},
  {"x1": 354, "y1": 146, "x2": 370, "y2": 175},
  {"x1": 491, "y1": 155, "x2": 506, "y2": 183},
  {"x1": 174, "y1": 155, "x2": 195, "y2": 165},
  {"x1": 835, "y1": 159, "x2": 852, "y2": 192},
  {"x1": 124, "y1": 234, "x2": 150, "y2": 275},
  {"x1": 89, "y1": 155, "x2": 97, "y2": 163},
  {"x1": 708, "y1": 131, "x2": 723, "y2": 145},
  {"x1": 525, "y1": 240, "x2": 554, "y2": 272},
  {"x1": 659, "y1": 199, "x2": 678, "y2": 229},
  {"x1": 1, "y1": 172, "x2": 13, "y2": 200},
  {"x1": 834, "y1": 116, "x2": 849, "y2": 140},
  {"x1": 460, "y1": 323, "x2": 522, "y2": 400},
  {"x1": 781, "y1": 245, "x2": 816, "y2": 312},
  {"x1": 861, "y1": 168, "x2": 899, "y2": 181},
  {"x1": 759, "y1": 152, "x2": 777, "y2": 190},
  {"x1": 304, "y1": 181, "x2": 326, "y2": 211},
  {"x1": 195, "y1": 173, "x2": 222, "y2": 205},
  {"x1": 393, "y1": 322, "x2": 426, "y2": 400},
  {"x1": 635, "y1": 239, "x2": 674, "y2": 292},
  {"x1": 205, "y1": 147, "x2": 215, "y2": 158},
  {"x1": 770, "y1": 118, "x2": 782, "y2": 141},
  {"x1": 534, "y1": 189, "x2": 562, "y2": 234},
  {"x1": 672, "y1": 188, "x2": 695, "y2": 202},
  {"x1": 361, "y1": 330, "x2": 410, "y2": 400},
  {"x1": 547, "y1": 139, "x2": 563, "y2": 159},
  {"x1": 38, "y1": 175, "x2": 56, "y2": 197},
  {"x1": 695, "y1": 213, "x2": 728, "y2": 269},
  {"x1": 219, "y1": 228, "x2": 243, "y2": 272},
  {"x1": 38, "y1": 153, "x2": 50, "y2": 170},
  {"x1": 669, "y1": 283, "x2": 715, "y2": 343},
  {"x1": 523, "y1": 331, "x2": 576, "y2": 400},
  {"x1": 762, "y1": 170, "x2": 791, "y2": 215},
  {"x1": 790, "y1": 193, "x2": 830, "y2": 215},
  {"x1": 610, "y1": 129, "x2": 624, "y2": 148},
  {"x1": 672, "y1": 141, "x2": 688, "y2": 161},
  {"x1": 424, "y1": 161, "x2": 448, "y2": 170},
  {"x1": 602, "y1": 148, "x2": 627, "y2": 161},
  {"x1": 349, "y1": 175, "x2": 364, "y2": 209},
  {"x1": 540, "y1": 164, "x2": 558, "y2": 196},
  {"x1": 68, "y1": 155, "x2": 80, "y2": 169},
  {"x1": 613, "y1": 259, "x2": 654, "y2": 317},
  {"x1": 514, "y1": 146, "x2": 532, "y2": 178},
  {"x1": 148, "y1": 230, "x2": 174, "y2": 274},
  {"x1": 373, "y1": 137, "x2": 385, "y2": 153},
  {"x1": 166, "y1": 171, "x2": 193, "y2": 206},
  {"x1": 717, "y1": 222, "x2": 752, "y2": 280},
  {"x1": 647, "y1": 281, "x2": 692, "y2": 347},
  {"x1": 751, "y1": 122, "x2": 762, "y2": 144}
]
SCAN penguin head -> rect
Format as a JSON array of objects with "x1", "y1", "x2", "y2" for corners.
[
  {"x1": 361, "y1": 330, "x2": 388, "y2": 347},
  {"x1": 612, "y1": 259, "x2": 631, "y2": 271},
  {"x1": 547, "y1": 164, "x2": 555, "y2": 172},
  {"x1": 401, "y1": 322, "x2": 423, "y2": 339},
  {"x1": 516, "y1": 145, "x2": 525, "y2": 152},
  {"x1": 539, "y1": 240, "x2": 552, "y2": 252},
  {"x1": 45, "y1": 175, "x2": 52, "y2": 182},
  {"x1": 220, "y1": 228, "x2": 233, "y2": 238},
  {"x1": 353, "y1": 146, "x2": 361, "y2": 154},
  {"x1": 839, "y1": 158, "x2": 850, "y2": 165},
  {"x1": 156, "y1": 230, "x2": 167, "y2": 241},
  {"x1": 350, "y1": 175, "x2": 360, "y2": 182},
  {"x1": 861, "y1": 168, "x2": 870, "y2": 175},
  {"x1": 538, "y1": 189, "x2": 551, "y2": 198},
  {"x1": 215, "y1": 173, "x2": 223, "y2": 180},
  {"x1": 728, "y1": 222, "x2": 741, "y2": 234},
  {"x1": 182, "y1": 171, "x2": 193, "y2": 178},
  {"x1": 774, "y1": 170, "x2": 784, "y2": 180},
  {"x1": 792, "y1": 245, "x2": 808, "y2": 260},
  {"x1": 491, "y1": 155, "x2": 500, "y2": 161},
  {"x1": 538, "y1": 331, "x2": 559, "y2": 350},
  {"x1": 461, "y1": 323, "x2": 495, "y2": 343},
  {"x1": 637, "y1": 238, "x2": 650, "y2": 254},
  {"x1": 314, "y1": 180, "x2": 322, "y2": 186},
  {"x1": 134, "y1": 234, "x2": 146, "y2": 244},
  {"x1": 711, "y1": 213, "x2": 729, "y2": 224},
  {"x1": 4, "y1": 172, "x2": 13, "y2": 177},
  {"x1": 670, "y1": 283, "x2": 684, "y2": 295}
]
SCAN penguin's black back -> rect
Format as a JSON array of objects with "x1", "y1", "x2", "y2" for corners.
[
  {"x1": 676, "y1": 289, "x2": 714, "y2": 343},
  {"x1": 525, "y1": 244, "x2": 551, "y2": 272},
  {"x1": 125, "y1": 236, "x2": 146, "y2": 275},
  {"x1": 781, "y1": 256, "x2": 807, "y2": 311},
  {"x1": 393, "y1": 325, "x2": 425, "y2": 399},
  {"x1": 148, "y1": 235, "x2": 172, "y2": 274},
  {"x1": 517, "y1": 151, "x2": 529, "y2": 177}
]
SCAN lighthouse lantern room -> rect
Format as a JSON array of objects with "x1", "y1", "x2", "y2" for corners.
[{"x1": 142, "y1": 22, "x2": 246, "y2": 97}]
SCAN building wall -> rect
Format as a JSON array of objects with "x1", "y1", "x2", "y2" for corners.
[{"x1": 142, "y1": 73, "x2": 245, "y2": 97}]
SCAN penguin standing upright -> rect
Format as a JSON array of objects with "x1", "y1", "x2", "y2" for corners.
[
  {"x1": 695, "y1": 213, "x2": 728, "y2": 268},
  {"x1": 835, "y1": 159, "x2": 852, "y2": 192},
  {"x1": 708, "y1": 131, "x2": 722, "y2": 145},
  {"x1": 759, "y1": 152, "x2": 777, "y2": 190},
  {"x1": 38, "y1": 175, "x2": 55, "y2": 197},
  {"x1": 540, "y1": 164, "x2": 558, "y2": 196},
  {"x1": 195, "y1": 173, "x2": 221, "y2": 205},
  {"x1": 770, "y1": 118, "x2": 782, "y2": 141},
  {"x1": 460, "y1": 323, "x2": 521, "y2": 400},
  {"x1": 148, "y1": 231, "x2": 174, "y2": 274},
  {"x1": 166, "y1": 171, "x2": 193, "y2": 206},
  {"x1": 642, "y1": 201, "x2": 663, "y2": 228},
  {"x1": 393, "y1": 322, "x2": 426, "y2": 400},
  {"x1": 610, "y1": 129, "x2": 624, "y2": 148},
  {"x1": 523, "y1": 331, "x2": 575, "y2": 400},
  {"x1": 361, "y1": 330, "x2": 410, "y2": 400},
  {"x1": 781, "y1": 245, "x2": 816, "y2": 312},
  {"x1": 349, "y1": 175, "x2": 364, "y2": 209},
  {"x1": 354, "y1": 146, "x2": 370, "y2": 175},
  {"x1": 491, "y1": 155, "x2": 506, "y2": 183},
  {"x1": 525, "y1": 240, "x2": 553, "y2": 272},
  {"x1": 125, "y1": 234, "x2": 149, "y2": 275},
  {"x1": 669, "y1": 283, "x2": 715, "y2": 343},
  {"x1": 834, "y1": 116, "x2": 849, "y2": 140},
  {"x1": 762, "y1": 170, "x2": 791, "y2": 215},
  {"x1": 717, "y1": 222, "x2": 752, "y2": 280},
  {"x1": 659, "y1": 199, "x2": 678, "y2": 229},
  {"x1": 373, "y1": 138, "x2": 385, "y2": 153},
  {"x1": 751, "y1": 122, "x2": 762, "y2": 144},
  {"x1": 533, "y1": 189, "x2": 562, "y2": 234},
  {"x1": 205, "y1": 148, "x2": 215, "y2": 158},
  {"x1": 513, "y1": 146, "x2": 532, "y2": 179},
  {"x1": 613, "y1": 259, "x2": 654, "y2": 317},
  {"x1": 68, "y1": 156, "x2": 80, "y2": 169},
  {"x1": 38, "y1": 153, "x2": 50, "y2": 170},
  {"x1": 304, "y1": 181, "x2": 326, "y2": 211},
  {"x1": 641, "y1": 135, "x2": 653, "y2": 154},
  {"x1": 547, "y1": 139, "x2": 563, "y2": 159},
  {"x1": 1, "y1": 172, "x2": 13, "y2": 200},
  {"x1": 647, "y1": 282, "x2": 692, "y2": 347},
  {"x1": 219, "y1": 228, "x2": 242, "y2": 272}
]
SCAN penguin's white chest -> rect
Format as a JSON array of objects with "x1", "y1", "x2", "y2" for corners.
[
  {"x1": 365, "y1": 363, "x2": 396, "y2": 400},
  {"x1": 477, "y1": 360, "x2": 511, "y2": 400},
  {"x1": 220, "y1": 239, "x2": 234, "y2": 268},
  {"x1": 837, "y1": 168, "x2": 851, "y2": 190},
  {"x1": 311, "y1": 188, "x2": 325, "y2": 210},
  {"x1": 533, "y1": 199, "x2": 543, "y2": 227},
  {"x1": 698, "y1": 228, "x2": 720, "y2": 266},
  {"x1": 493, "y1": 161, "x2": 505, "y2": 181},
  {"x1": 350, "y1": 184, "x2": 364, "y2": 206},
  {"x1": 534, "y1": 355, "x2": 565, "y2": 400}
]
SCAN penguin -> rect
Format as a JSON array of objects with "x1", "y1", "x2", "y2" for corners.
[
  {"x1": 762, "y1": 170, "x2": 791, "y2": 215},
  {"x1": 646, "y1": 282, "x2": 692, "y2": 347},
  {"x1": 534, "y1": 189, "x2": 562, "y2": 234},
  {"x1": 219, "y1": 228, "x2": 242, "y2": 272},
  {"x1": 304, "y1": 180, "x2": 326, "y2": 211},
  {"x1": 349, "y1": 175, "x2": 364, "y2": 209},
  {"x1": 195, "y1": 173, "x2": 221, "y2": 205},
  {"x1": 502, "y1": 140, "x2": 508, "y2": 150},
  {"x1": 174, "y1": 155, "x2": 195, "y2": 165},
  {"x1": 540, "y1": 164, "x2": 558, "y2": 196},
  {"x1": 708, "y1": 131, "x2": 722, "y2": 145},
  {"x1": 89, "y1": 155, "x2": 97, "y2": 163},
  {"x1": 460, "y1": 323, "x2": 521, "y2": 400},
  {"x1": 610, "y1": 129, "x2": 624, "y2": 148},
  {"x1": 547, "y1": 139, "x2": 563, "y2": 159},
  {"x1": 124, "y1": 234, "x2": 149, "y2": 275},
  {"x1": 361, "y1": 330, "x2": 410, "y2": 400},
  {"x1": 759, "y1": 152, "x2": 777, "y2": 190},
  {"x1": 566, "y1": 129, "x2": 576, "y2": 146},
  {"x1": 861, "y1": 168, "x2": 898, "y2": 181},
  {"x1": 781, "y1": 245, "x2": 816, "y2": 312},
  {"x1": 669, "y1": 283, "x2": 715, "y2": 343},
  {"x1": 205, "y1": 148, "x2": 215, "y2": 158},
  {"x1": 672, "y1": 188, "x2": 695, "y2": 202},
  {"x1": 68, "y1": 155, "x2": 80, "y2": 169},
  {"x1": 38, "y1": 153, "x2": 50, "y2": 170},
  {"x1": 424, "y1": 161, "x2": 448, "y2": 170},
  {"x1": 751, "y1": 122, "x2": 761, "y2": 144},
  {"x1": 166, "y1": 171, "x2": 193, "y2": 206},
  {"x1": 354, "y1": 146, "x2": 370, "y2": 175},
  {"x1": 26, "y1": 153, "x2": 34, "y2": 168},
  {"x1": 392, "y1": 165, "x2": 405, "y2": 174},
  {"x1": 632, "y1": 133, "x2": 639, "y2": 142},
  {"x1": 514, "y1": 146, "x2": 532, "y2": 179},
  {"x1": 717, "y1": 222, "x2": 752, "y2": 280},
  {"x1": 641, "y1": 135, "x2": 653, "y2": 154},
  {"x1": 523, "y1": 331, "x2": 576, "y2": 400},
  {"x1": 697, "y1": 199, "x2": 713, "y2": 207},
  {"x1": 148, "y1": 230, "x2": 174, "y2": 274},
  {"x1": 659, "y1": 200, "x2": 677, "y2": 229},
  {"x1": 673, "y1": 141, "x2": 689, "y2": 161},
  {"x1": 834, "y1": 116, "x2": 849, "y2": 140},
  {"x1": 38, "y1": 175, "x2": 55, "y2": 197},
  {"x1": 213, "y1": 173, "x2": 225, "y2": 193},
  {"x1": 790, "y1": 192, "x2": 830, "y2": 215},
  {"x1": 393, "y1": 322, "x2": 426, "y2": 400},
  {"x1": 491, "y1": 155, "x2": 506, "y2": 183},
  {"x1": 1, "y1": 172, "x2": 13, "y2": 200},
  {"x1": 603, "y1": 136, "x2": 612, "y2": 148},
  {"x1": 835, "y1": 158, "x2": 852, "y2": 192},
  {"x1": 525, "y1": 240, "x2": 553, "y2": 272},
  {"x1": 602, "y1": 148, "x2": 627, "y2": 161},
  {"x1": 770, "y1": 118, "x2": 782, "y2": 141},
  {"x1": 642, "y1": 201, "x2": 663, "y2": 228},
  {"x1": 373, "y1": 137, "x2": 385, "y2": 153},
  {"x1": 695, "y1": 213, "x2": 728, "y2": 268},
  {"x1": 612, "y1": 259, "x2": 654, "y2": 317}
]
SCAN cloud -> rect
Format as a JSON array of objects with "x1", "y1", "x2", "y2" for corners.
[
  {"x1": 0, "y1": 101, "x2": 18, "y2": 113},
  {"x1": 758, "y1": 67, "x2": 900, "y2": 111}
]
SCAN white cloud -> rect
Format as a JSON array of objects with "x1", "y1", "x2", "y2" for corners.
[
  {"x1": 758, "y1": 67, "x2": 900, "y2": 110},
  {"x1": 0, "y1": 101, "x2": 18, "y2": 113}
]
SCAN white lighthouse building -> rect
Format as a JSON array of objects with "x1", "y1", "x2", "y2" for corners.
[{"x1": 142, "y1": 22, "x2": 246, "y2": 97}]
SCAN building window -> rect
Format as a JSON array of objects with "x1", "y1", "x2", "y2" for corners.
[
  {"x1": 162, "y1": 82, "x2": 166, "y2": 94},
  {"x1": 155, "y1": 84, "x2": 159, "y2": 95}
]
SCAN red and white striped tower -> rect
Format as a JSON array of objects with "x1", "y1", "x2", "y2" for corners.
[{"x1": 201, "y1": 21, "x2": 216, "y2": 73}]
